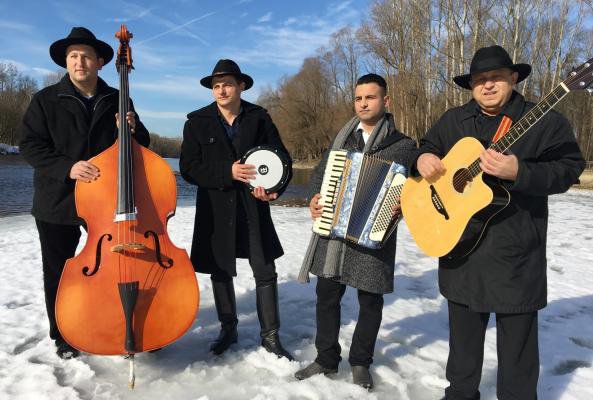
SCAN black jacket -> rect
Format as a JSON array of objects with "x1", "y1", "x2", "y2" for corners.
[
  {"x1": 418, "y1": 91, "x2": 585, "y2": 313},
  {"x1": 179, "y1": 100, "x2": 291, "y2": 275},
  {"x1": 19, "y1": 74, "x2": 150, "y2": 225}
]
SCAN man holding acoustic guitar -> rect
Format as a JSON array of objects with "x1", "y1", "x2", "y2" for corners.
[{"x1": 411, "y1": 45, "x2": 586, "y2": 399}]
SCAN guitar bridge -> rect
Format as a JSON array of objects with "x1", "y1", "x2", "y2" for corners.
[{"x1": 430, "y1": 185, "x2": 449, "y2": 220}]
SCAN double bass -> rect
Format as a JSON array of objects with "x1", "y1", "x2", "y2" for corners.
[{"x1": 55, "y1": 25, "x2": 199, "y2": 387}]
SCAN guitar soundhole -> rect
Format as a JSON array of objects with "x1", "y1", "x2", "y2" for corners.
[{"x1": 452, "y1": 169, "x2": 472, "y2": 193}]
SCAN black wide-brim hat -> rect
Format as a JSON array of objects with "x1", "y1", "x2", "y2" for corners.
[
  {"x1": 49, "y1": 27, "x2": 114, "y2": 68},
  {"x1": 453, "y1": 45, "x2": 531, "y2": 90},
  {"x1": 200, "y1": 59, "x2": 253, "y2": 90}
]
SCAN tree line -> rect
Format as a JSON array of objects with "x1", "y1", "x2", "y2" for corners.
[
  {"x1": 258, "y1": 0, "x2": 593, "y2": 163},
  {"x1": 0, "y1": 63, "x2": 37, "y2": 146}
]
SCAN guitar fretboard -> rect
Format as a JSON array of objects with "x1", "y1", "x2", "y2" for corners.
[{"x1": 467, "y1": 84, "x2": 570, "y2": 178}]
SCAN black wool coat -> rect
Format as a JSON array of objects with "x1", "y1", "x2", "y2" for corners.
[
  {"x1": 418, "y1": 91, "x2": 585, "y2": 313},
  {"x1": 19, "y1": 74, "x2": 150, "y2": 225},
  {"x1": 179, "y1": 100, "x2": 291, "y2": 275}
]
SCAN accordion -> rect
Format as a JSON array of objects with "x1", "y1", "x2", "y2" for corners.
[{"x1": 313, "y1": 150, "x2": 407, "y2": 249}]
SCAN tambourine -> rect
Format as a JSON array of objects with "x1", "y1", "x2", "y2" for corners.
[{"x1": 240, "y1": 146, "x2": 291, "y2": 194}]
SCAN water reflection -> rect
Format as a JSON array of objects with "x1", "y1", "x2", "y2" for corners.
[{"x1": 0, "y1": 157, "x2": 313, "y2": 217}]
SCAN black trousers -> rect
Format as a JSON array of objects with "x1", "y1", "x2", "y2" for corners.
[
  {"x1": 35, "y1": 219, "x2": 81, "y2": 342},
  {"x1": 314, "y1": 276, "x2": 384, "y2": 369},
  {"x1": 445, "y1": 301, "x2": 539, "y2": 400},
  {"x1": 212, "y1": 194, "x2": 277, "y2": 286}
]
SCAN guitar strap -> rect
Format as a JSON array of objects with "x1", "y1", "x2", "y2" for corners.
[{"x1": 491, "y1": 115, "x2": 513, "y2": 143}]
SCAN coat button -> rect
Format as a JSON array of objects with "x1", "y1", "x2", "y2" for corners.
[{"x1": 209, "y1": 137, "x2": 215, "y2": 143}]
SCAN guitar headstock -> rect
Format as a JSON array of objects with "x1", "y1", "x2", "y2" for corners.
[
  {"x1": 115, "y1": 25, "x2": 133, "y2": 73},
  {"x1": 563, "y1": 56, "x2": 593, "y2": 92}
]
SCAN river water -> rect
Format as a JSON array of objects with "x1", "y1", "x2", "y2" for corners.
[{"x1": 0, "y1": 156, "x2": 312, "y2": 218}]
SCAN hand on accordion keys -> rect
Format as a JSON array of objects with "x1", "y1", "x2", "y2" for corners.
[
  {"x1": 309, "y1": 193, "x2": 323, "y2": 220},
  {"x1": 391, "y1": 200, "x2": 402, "y2": 219}
]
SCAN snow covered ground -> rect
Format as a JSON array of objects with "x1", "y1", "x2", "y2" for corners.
[{"x1": 1, "y1": 189, "x2": 592, "y2": 400}]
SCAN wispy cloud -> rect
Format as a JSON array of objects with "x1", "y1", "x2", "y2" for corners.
[
  {"x1": 228, "y1": 6, "x2": 360, "y2": 68},
  {"x1": 258, "y1": 12, "x2": 272, "y2": 23},
  {"x1": 32, "y1": 67, "x2": 56, "y2": 76},
  {"x1": 0, "y1": 20, "x2": 35, "y2": 32},
  {"x1": 0, "y1": 59, "x2": 28, "y2": 71},
  {"x1": 134, "y1": 76, "x2": 211, "y2": 100},
  {"x1": 136, "y1": 11, "x2": 214, "y2": 46}
]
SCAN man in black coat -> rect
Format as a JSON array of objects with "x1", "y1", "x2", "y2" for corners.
[
  {"x1": 19, "y1": 27, "x2": 149, "y2": 359},
  {"x1": 415, "y1": 46, "x2": 585, "y2": 399},
  {"x1": 179, "y1": 59, "x2": 293, "y2": 360}
]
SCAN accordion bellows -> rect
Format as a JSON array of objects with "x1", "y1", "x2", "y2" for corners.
[{"x1": 313, "y1": 150, "x2": 407, "y2": 249}]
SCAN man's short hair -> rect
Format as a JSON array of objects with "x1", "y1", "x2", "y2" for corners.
[{"x1": 356, "y1": 73, "x2": 387, "y2": 92}]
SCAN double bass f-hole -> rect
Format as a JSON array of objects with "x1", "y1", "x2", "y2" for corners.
[
  {"x1": 82, "y1": 233, "x2": 113, "y2": 276},
  {"x1": 144, "y1": 230, "x2": 173, "y2": 269}
]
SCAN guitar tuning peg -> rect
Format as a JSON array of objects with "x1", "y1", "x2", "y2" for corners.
[{"x1": 587, "y1": 88, "x2": 593, "y2": 95}]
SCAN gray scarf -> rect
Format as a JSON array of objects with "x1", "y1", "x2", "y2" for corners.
[{"x1": 298, "y1": 113, "x2": 393, "y2": 283}]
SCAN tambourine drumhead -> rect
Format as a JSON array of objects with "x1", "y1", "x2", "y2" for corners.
[{"x1": 241, "y1": 146, "x2": 290, "y2": 194}]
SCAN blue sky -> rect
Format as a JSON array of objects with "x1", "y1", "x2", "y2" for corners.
[{"x1": 0, "y1": 0, "x2": 366, "y2": 137}]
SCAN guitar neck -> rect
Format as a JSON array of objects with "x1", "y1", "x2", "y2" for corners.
[{"x1": 468, "y1": 83, "x2": 570, "y2": 178}]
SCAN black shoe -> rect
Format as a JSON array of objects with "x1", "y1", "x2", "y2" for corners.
[
  {"x1": 211, "y1": 278, "x2": 239, "y2": 355},
  {"x1": 295, "y1": 362, "x2": 338, "y2": 380},
  {"x1": 351, "y1": 365, "x2": 374, "y2": 390},
  {"x1": 56, "y1": 340, "x2": 79, "y2": 359},
  {"x1": 261, "y1": 330, "x2": 294, "y2": 361},
  {"x1": 256, "y1": 281, "x2": 294, "y2": 361},
  {"x1": 210, "y1": 322, "x2": 238, "y2": 355}
]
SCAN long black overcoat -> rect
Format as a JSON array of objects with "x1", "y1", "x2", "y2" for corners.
[
  {"x1": 418, "y1": 91, "x2": 585, "y2": 313},
  {"x1": 19, "y1": 74, "x2": 149, "y2": 225},
  {"x1": 179, "y1": 100, "x2": 291, "y2": 275}
]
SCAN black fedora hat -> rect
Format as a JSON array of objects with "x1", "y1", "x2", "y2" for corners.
[
  {"x1": 49, "y1": 27, "x2": 114, "y2": 68},
  {"x1": 453, "y1": 45, "x2": 531, "y2": 90},
  {"x1": 200, "y1": 59, "x2": 253, "y2": 90}
]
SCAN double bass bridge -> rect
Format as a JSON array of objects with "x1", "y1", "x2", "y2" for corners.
[{"x1": 111, "y1": 243, "x2": 146, "y2": 253}]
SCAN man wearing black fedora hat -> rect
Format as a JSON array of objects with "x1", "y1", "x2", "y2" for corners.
[
  {"x1": 180, "y1": 59, "x2": 293, "y2": 360},
  {"x1": 20, "y1": 27, "x2": 150, "y2": 359},
  {"x1": 413, "y1": 45, "x2": 585, "y2": 399}
]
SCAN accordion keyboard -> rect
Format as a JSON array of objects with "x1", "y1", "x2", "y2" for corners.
[{"x1": 313, "y1": 150, "x2": 348, "y2": 236}]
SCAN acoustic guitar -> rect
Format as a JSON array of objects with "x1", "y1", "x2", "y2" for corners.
[{"x1": 401, "y1": 57, "x2": 593, "y2": 258}]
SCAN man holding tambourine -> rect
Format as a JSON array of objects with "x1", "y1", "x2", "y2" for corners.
[{"x1": 180, "y1": 59, "x2": 293, "y2": 360}]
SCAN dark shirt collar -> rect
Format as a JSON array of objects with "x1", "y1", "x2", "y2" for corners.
[{"x1": 217, "y1": 106, "x2": 244, "y2": 126}]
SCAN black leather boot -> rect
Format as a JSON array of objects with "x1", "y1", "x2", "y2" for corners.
[
  {"x1": 210, "y1": 279, "x2": 238, "y2": 355},
  {"x1": 256, "y1": 281, "x2": 294, "y2": 361}
]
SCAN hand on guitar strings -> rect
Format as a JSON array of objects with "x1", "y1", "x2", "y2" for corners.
[
  {"x1": 251, "y1": 186, "x2": 278, "y2": 202},
  {"x1": 309, "y1": 193, "x2": 323, "y2": 220},
  {"x1": 417, "y1": 153, "x2": 446, "y2": 179},
  {"x1": 115, "y1": 111, "x2": 137, "y2": 133},
  {"x1": 70, "y1": 160, "x2": 100, "y2": 182},
  {"x1": 232, "y1": 160, "x2": 256, "y2": 183},
  {"x1": 479, "y1": 148, "x2": 518, "y2": 181}
]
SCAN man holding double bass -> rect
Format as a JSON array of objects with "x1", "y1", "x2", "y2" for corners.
[
  {"x1": 180, "y1": 59, "x2": 293, "y2": 360},
  {"x1": 20, "y1": 27, "x2": 149, "y2": 359},
  {"x1": 414, "y1": 45, "x2": 585, "y2": 399}
]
